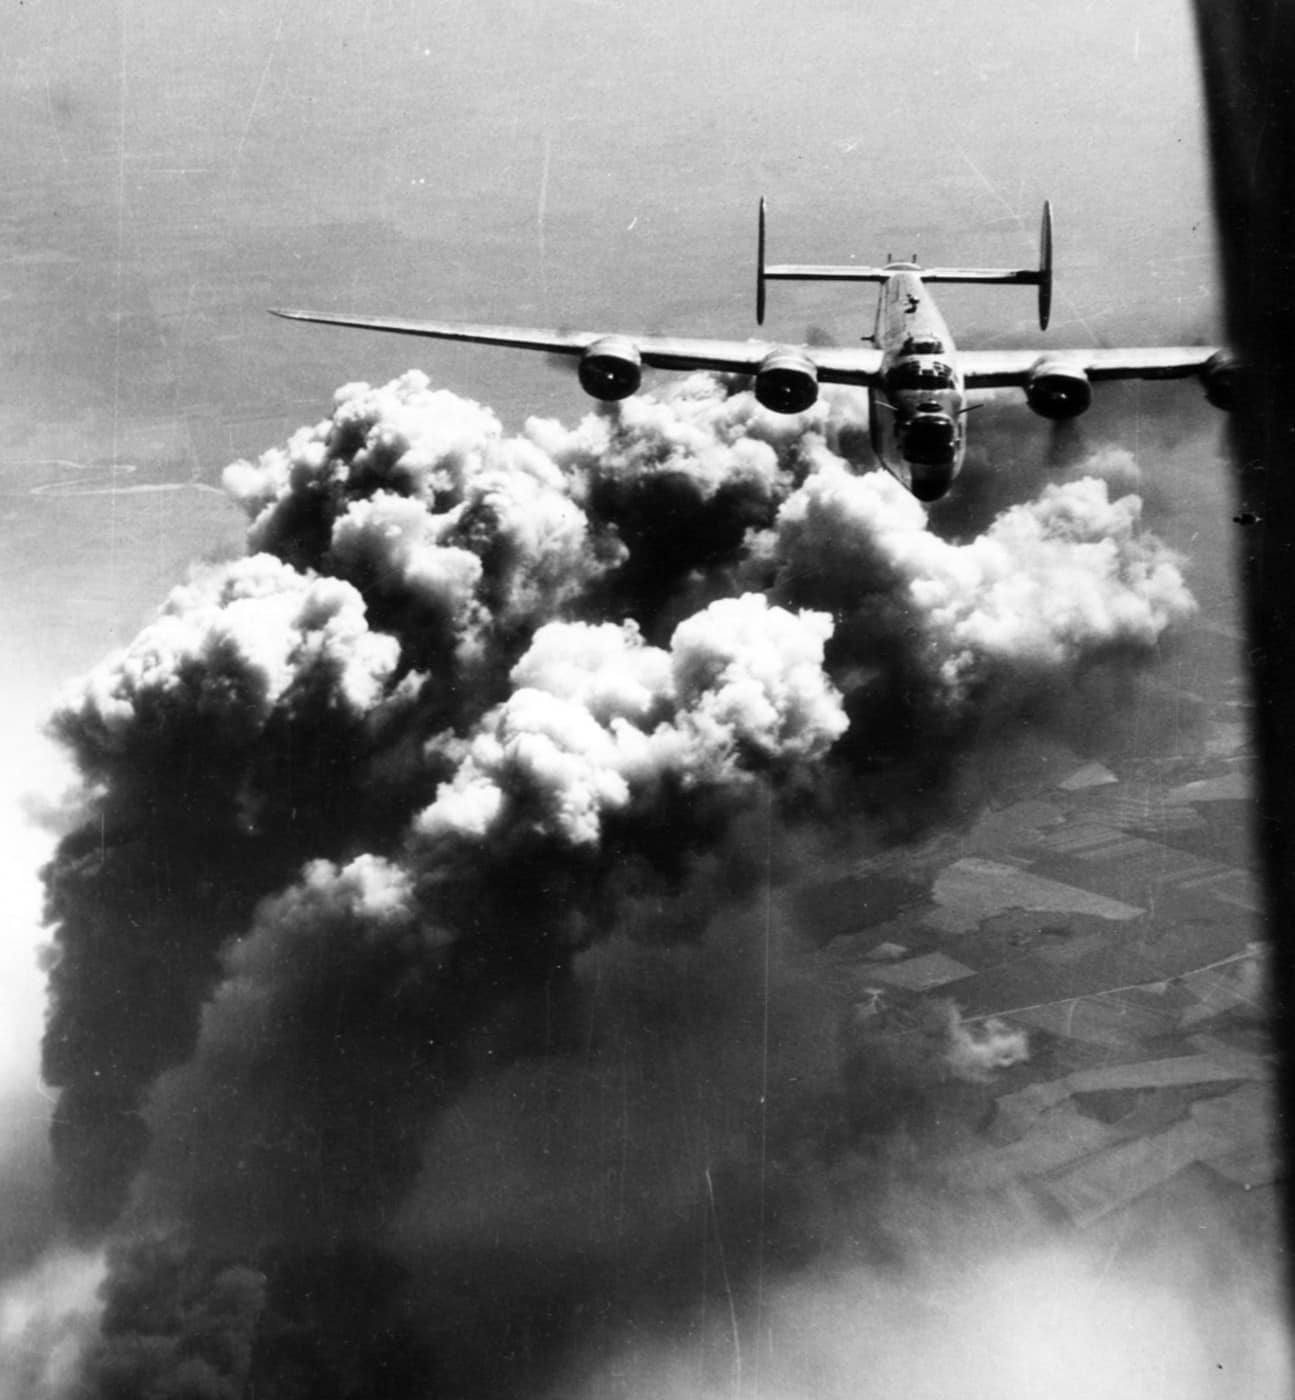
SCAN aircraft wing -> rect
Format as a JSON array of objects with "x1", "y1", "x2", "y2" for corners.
[
  {"x1": 269, "y1": 309, "x2": 886, "y2": 385},
  {"x1": 959, "y1": 345, "x2": 1221, "y2": 388}
]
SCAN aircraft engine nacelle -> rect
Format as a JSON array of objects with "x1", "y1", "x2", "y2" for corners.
[
  {"x1": 1025, "y1": 357, "x2": 1093, "y2": 420},
  {"x1": 1201, "y1": 349, "x2": 1245, "y2": 411},
  {"x1": 754, "y1": 349, "x2": 819, "y2": 414},
  {"x1": 578, "y1": 336, "x2": 643, "y2": 401}
]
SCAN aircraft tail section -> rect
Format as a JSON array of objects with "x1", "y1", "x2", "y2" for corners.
[
  {"x1": 757, "y1": 198, "x2": 896, "y2": 324},
  {"x1": 757, "y1": 198, "x2": 1054, "y2": 330},
  {"x1": 922, "y1": 200, "x2": 1053, "y2": 329}
]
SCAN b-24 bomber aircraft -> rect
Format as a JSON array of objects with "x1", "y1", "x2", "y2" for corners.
[{"x1": 272, "y1": 202, "x2": 1239, "y2": 501}]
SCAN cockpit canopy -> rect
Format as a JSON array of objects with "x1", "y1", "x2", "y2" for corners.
[
  {"x1": 885, "y1": 357, "x2": 955, "y2": 392},
  {"x1": 901, "y1": 336, "x2": 945, "y2": 356}
]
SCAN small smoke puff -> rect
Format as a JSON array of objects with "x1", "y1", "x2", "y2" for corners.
[
  {"x1": 302, "y1": 851, "x2": 418, "y2": 923},
  {"x1": 249, "y1": 851, "x2": 422, "y2": 947},
  {"x1": 56, "y1": 555, "x2": 399, "y2": 759},
  {"x1": 944, "y1": 1006, "x2": 1029, "y2": 1082}
]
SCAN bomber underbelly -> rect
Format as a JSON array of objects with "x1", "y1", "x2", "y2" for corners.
[
  {"x1": 905, "y1": 457, "x2": 959, "y2": 501},
  {"x1": 867, "y1": 387, "x2": 964, "y2": 501}
]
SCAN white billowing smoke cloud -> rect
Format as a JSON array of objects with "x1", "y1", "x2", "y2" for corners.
[
  {"x1": 758, "y1": 455, "x2": 1194, "y2": 708},
  {"x1": 35, "y1": 368, "x2": 1216, "y2": 1400},
  {"x1": 531, "y1": 369, "x2": 814, "y2": 502},
  {"x1": 670, "y1": 594, "x2": 846, "y2": 766},
  {"x1": 417, "y1": 597, "x2": 845, "y2": 851},
  {"x1": 62, "y1": 553, "x2": 400, "y2": 755},
  {"x1": 328, "y1": 492, "x2": 488, "y2": 638},
  {"x1": 224, "y1": 376, "x2": 507, "y2": 529}
]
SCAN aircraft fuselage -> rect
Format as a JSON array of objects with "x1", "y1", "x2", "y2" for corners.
[{"x1": 867, "y1": 268, "x2": 966, "y2": 501}]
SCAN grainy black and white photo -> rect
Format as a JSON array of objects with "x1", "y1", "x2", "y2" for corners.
[{"x1": 1, "y1": 2, "x2": 1290, "y2": 1396}]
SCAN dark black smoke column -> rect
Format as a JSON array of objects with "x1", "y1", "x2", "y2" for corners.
[
  {"x1": 40, "y1": 561, "x2": 407, "y2": 1233},
  {"x1": 36, "y1": 369, "x2": 1200, "y2": 1398},
  {"x1": 36, "y1": 373, "x2": 860, "y2": 1398},
  {"x1": 1195, "y1": 0, "x2": 1295, "y2": 1255}
]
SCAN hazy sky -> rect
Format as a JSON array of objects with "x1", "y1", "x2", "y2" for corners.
[{"x1": 0, "y1": 0, "x2": 1217, "y2": 686}]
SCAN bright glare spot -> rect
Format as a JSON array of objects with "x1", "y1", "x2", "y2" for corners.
[
  {"x1": 582, "y1": 1241, "x2": 1293, "y2": 1400},
  {"x1": 0, "y1": 704, "x2": 74, "y2": 1102},
  {"x1": 0, "y1": 1248, "x2": 105, "y2": 1400}
]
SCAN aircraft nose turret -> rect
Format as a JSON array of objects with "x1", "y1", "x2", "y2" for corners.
[{"x1": 900, "y1": 409, "x2": 958, "y2": 467}]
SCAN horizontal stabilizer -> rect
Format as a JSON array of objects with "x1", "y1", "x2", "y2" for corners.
[
  {"x1": 756, "y1": 197, "x2": 1055, "y2": 330},
  {"x1": 765, "y1": 265, "x2": 1042, "y2": 286},
  {"x1": 914, "y1": 267, "x2": 1043, "y2": 285},
  {"x1": 764, "y1": 263, "x2": 901, "y2": 283}
]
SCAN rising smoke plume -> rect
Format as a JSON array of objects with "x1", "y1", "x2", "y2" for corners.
[{"x1": 35, "y1": 370, "x2": 1207, "y2": 1397}]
